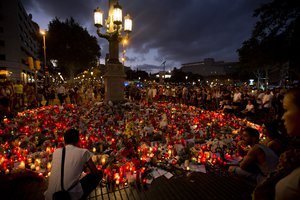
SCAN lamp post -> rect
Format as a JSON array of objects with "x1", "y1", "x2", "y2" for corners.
[
  {"x1": 28, "y1": 57, "x2": 41, "y2": 96},
  {"x1": 94, "y1": 0, "x2": 132, "y2": 103},
  {"x1": 122, "y1": 37, "x2": 128, "y2": 65},
  {"x1": 40, "y1": 30, "x2": 48, "y2": 85}
]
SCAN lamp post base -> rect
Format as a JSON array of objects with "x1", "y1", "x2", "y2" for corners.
[{"x1": 103, "y1": 63, "x2": 126, "y2": 103}]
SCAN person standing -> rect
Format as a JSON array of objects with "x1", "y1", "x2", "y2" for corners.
[
  {"x1": 48, "y1": 86, "x2": 56, "y2": 105},
  {"x1": 262, "y1": 90, "x2": 273, "y2": 122},
  {"x1": 233, "y1": 88, "x2": 242, "y2": 109},
  {"x1": 0, "y1": 96, "x2": 13, "y2": 122},
  {"x1": 256, "y1": 90, "x2": 265, "y2": 116},
  {"x1": 57, "y1": 84, "x2": 66, "y2": 105},
  {"x1": 14, "y1": 80, "x2": 24, "y2": 109},
  {"x1": 1, "y1": 81, "x2": 14, "y2": 111},
  {"x1": 44, "y1": 129, "x2": 102, "y2": 200}
]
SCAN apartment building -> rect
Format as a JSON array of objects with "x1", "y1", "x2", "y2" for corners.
[{"x1": 0, "y1": 0, "x2": 41, "y2": 82}]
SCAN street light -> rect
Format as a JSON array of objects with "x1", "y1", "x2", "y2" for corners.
[
  {"x1": 40, "y1": 30, "x2": 48, "y2": 85},
  {"x1": 94, "y1": 0, "x2": 132, "y2": 103}
]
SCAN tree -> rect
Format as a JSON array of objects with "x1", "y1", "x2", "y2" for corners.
[
  {"x1": 238, "y1": 0, "x2": 300, "y2": 81},
  {"x1": 46, "y1": 17, "x2": 100, "y2": 80},
  {"x1": 125, "y1": 69, "x2": 149, "y2": 81}
]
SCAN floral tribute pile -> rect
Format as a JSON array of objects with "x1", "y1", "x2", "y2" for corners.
[{"x1": 0, "y1": 102, "x2": 261, "y2": 188}]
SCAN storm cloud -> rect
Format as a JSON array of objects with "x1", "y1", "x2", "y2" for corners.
[{"x1": 22, "y1": 0, "x2": 271, "y2": 72}]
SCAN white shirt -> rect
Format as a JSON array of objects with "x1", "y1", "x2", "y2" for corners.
[
  {"x1": 152, "y1": 88, "x2": 157, "y2": 98},
  {"x1": 57, "y1": 85, "x2": 66, "y2": 94},
  {"x1": 262, "y1": 93, "x2": 273, "y2": 108},
  {"x1": 44, "y1": 145, "x2": 93, "y2": 200},
  {"x1": 257, "y1": 92, "x2": 265, "y2": 104},
  {"x1": 233, "y1": 92, "x2": 242, "y2": 102},
  {"x1": 245, "y1": 104, "x2": 255, "y2": 112}
]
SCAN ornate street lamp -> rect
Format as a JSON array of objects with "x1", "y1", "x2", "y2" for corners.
[{"x1": 94, "y1": 0, "x2": 132, "y2": 103}]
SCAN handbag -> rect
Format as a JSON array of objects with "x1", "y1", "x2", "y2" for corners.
[{"x1": 52, "y1": 147, "x2": 73, "y2": 200}]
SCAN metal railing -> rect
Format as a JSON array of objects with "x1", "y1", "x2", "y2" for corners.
[{"x1": 88, "y1": 181, "x2": 148, "y2": 200}]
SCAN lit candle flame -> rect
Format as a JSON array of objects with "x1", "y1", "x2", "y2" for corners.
[
  {"x1": 47, "y1": 162, "x2": 52, "y2": 170},
  {"x1": 101, "y1": 158, "x2": 106, "y2": 165},
  {"x1": 19, "y1": 161, "x2": 25, "y2": 169}
]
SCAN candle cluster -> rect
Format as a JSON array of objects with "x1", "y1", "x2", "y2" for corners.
[{"x1": 0, "y1": 102, "x2": 261, "y2": 186}]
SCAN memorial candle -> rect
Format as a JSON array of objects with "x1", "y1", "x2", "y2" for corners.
[
  {"x1": 19, "y1": 161, "x2": 25, "y2": 169},
  {"x1": 101, "y1": 157, "x2": 106, "y2": 166}
]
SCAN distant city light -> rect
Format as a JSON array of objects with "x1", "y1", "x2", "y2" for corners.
[{"x1": 249, "y1": 79, "x2": 254, "y2": 85}]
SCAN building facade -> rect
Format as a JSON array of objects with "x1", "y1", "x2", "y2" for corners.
[
  {"x1": 0, "y1": 0, "x2": 41, "y2": 82},
  {"x1": 181, "y1": 58, "x2": 238, "y2": 78}
]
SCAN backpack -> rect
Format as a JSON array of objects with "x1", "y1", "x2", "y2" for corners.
[{"x1": 53, "y1": 190, "x2": 71, "y2": 200}]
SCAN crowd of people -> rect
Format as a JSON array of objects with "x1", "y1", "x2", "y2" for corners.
[
  {"x1": 126, "y1": 83, "x2": 286, "y2": 124},
  {"x1": 1, "y1": 79, "x2": 299, "y2": 199},
  {"x1": 0, "y1": 80, "x2": 287, "y2": 125},
  {"x1": 0, "y1": 81, "x2": 104, "y2": 121}
]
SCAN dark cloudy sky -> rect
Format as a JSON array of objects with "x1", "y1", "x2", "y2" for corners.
[{"x1": 22, "y1": 0, "x2": 270, "y2": 73}]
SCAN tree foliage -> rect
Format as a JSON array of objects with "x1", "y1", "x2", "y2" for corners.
[
  {"x1": 238, "y1": 0, "x2": 300, "y2": 74},
  {"x1": 47, "y1": 17, "x2": 100, "y2": 79},
  {"x1": 169, "y1": 68, "x2": 202, "y2": 83},
  {"x1": 126, "y1": 69, "x2": 149, "y2": 81}
]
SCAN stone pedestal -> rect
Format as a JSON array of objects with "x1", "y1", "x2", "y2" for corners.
[{"x1": 104, "y1": 63, "x2": 126, "y2": 103}]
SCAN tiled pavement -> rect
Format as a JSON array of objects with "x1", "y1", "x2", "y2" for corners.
[
  {"x1": 88, "y1": 172, "x2": 255, "y2": 200},
  {"x1": 0, "y1": 169, "x2": 255, "y2": 200}
]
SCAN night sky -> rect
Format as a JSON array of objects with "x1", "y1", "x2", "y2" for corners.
[{"x1": 23, "y1": 0, "x2": 271, "y2": 73}]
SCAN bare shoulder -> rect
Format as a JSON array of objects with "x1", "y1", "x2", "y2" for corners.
[{"x1": 249, "y1": 145, "x2": 264, "y2": 156}]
